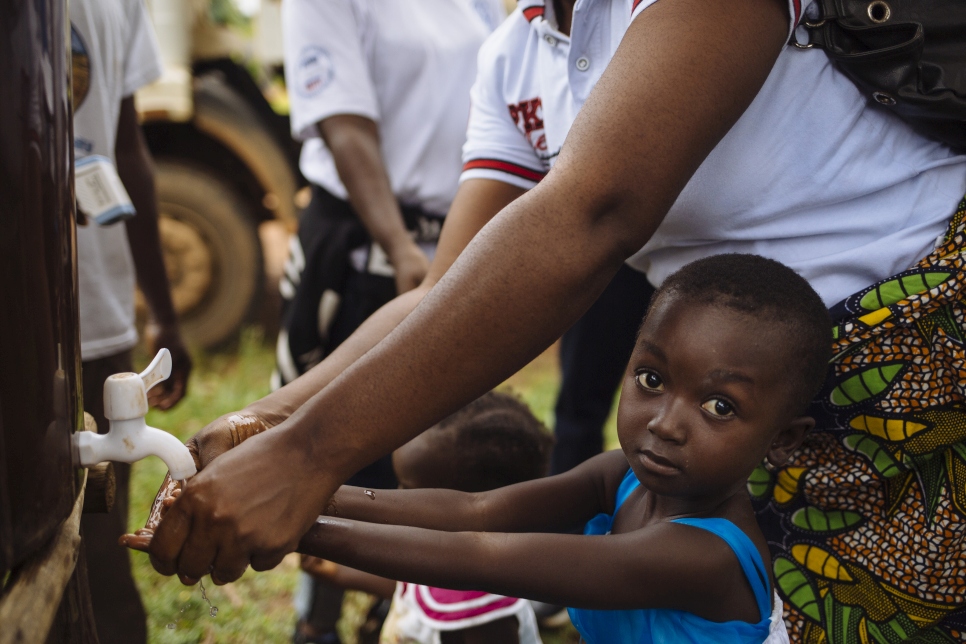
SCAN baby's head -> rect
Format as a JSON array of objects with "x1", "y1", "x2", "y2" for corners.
[
  {"x1": 617, "y1": 254, "x2": 831, "y2": 501},
  {"x1": 393, "y1": 391, "x2": 554, "y2": 492}
]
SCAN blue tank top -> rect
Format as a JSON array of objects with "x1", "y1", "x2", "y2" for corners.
[{"x1": 567, "y1": 469, "x2": 774, "y2": 644}]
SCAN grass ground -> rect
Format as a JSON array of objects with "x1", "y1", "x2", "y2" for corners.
[{"x1": 129, "y1": 329, "x2": 619, "y2": 643}]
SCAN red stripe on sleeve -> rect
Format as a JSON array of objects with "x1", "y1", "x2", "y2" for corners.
[
  {"x1": 522, "y1": 5, "x2": 544, "y2": 21},
  {"x1": 463, "y1": 159, "x2": 546, "y2": 183}
]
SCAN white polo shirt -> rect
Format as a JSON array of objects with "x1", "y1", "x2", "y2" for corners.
[
  {"x1": 72, "y1": 0, "x2": 163, "y2": 360},
  {"x1": 461, "y1": 0, "x2": 966, "y2": 306},
  {"x1": 283, "y1": 0, "x2": 505, "y2": 217}
]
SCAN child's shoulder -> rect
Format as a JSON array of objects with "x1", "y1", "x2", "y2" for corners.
[{"x1": 573, "y1": 449, "x2": 636, "y2": 515}]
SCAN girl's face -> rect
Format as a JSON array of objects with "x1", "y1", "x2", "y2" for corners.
[{"x1": 617, "y1": 296, "x2": 810, "y2": 505}]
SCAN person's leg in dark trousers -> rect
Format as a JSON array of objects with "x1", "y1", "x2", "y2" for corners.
[
  {"x1": 551, "y1": 264, "x2": 653, "y2": 475},
  {"x1": 80, "y1": 350, "x2": 148, "y2": 644},
  {"x1": 299, "y1": 267, "x2": 398, "y2": 643}
]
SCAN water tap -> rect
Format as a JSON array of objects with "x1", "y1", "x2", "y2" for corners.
[{"x1": 73, "y1": 349, "x2": 197, "y2": 480}]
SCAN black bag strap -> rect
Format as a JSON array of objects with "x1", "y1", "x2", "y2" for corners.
[{"x1": 789, "y1": 0, "x2": 966, "y2": 152}]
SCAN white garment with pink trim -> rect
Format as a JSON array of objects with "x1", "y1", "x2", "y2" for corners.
[{"x1": 379, "y1": 582, "x2": 542, "y2": 644}]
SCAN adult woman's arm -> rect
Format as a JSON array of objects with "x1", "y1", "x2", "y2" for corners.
[
  {"x1": 149, "y1": 0, "x2": 790, "y2": 584},
  {"x1": 122, "y1": 179, "x2": 523, "y2": 550},
  {"x1": 244, "y1": 178, "x2": 524, "y2": 424}
]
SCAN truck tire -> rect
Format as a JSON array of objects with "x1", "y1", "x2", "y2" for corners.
[
  {"x1": 193, "y1": 72, "x2": 300, "y2": 227},
  {"x1": 154, "y1": 158, "x2": 262, "y2": 348}
]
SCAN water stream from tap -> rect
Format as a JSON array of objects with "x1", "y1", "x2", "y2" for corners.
[
  {"x1": 200, "y1": 578, "x2": 219, "y2": 617},
  {"x1": 164, "y1": 576, "x2": 219, "y2": 629}
]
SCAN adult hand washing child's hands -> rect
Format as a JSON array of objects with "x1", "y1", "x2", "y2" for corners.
[{"x1": 119, "y1": 411, "x2": 272, "y2": 555}]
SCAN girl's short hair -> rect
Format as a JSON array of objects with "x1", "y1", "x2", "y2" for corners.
[{"x1": 652, "y1": 253, "x2": 833, "y2": 413}]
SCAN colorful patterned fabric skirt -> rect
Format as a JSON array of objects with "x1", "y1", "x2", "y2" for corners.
[{"x1": 752, "y1": 198, "x2": 966, "y2": 644}]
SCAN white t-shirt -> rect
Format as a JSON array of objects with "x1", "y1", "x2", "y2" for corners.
[
  {"x1": 283, "y1": 0, "x2": 505, "y2": 217},
  {"x1": 71, "y1": 0, "x2": 163, "y2": 360},
  {"x1": 379, "y1": 582, "x2": 542, "y2": 644},
  {"x1": 461, "y1": 0, "x2": 966, "y2": 306}
]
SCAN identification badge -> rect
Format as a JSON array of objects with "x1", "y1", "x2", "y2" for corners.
[{"x1": 75, "y1": 155, "x2": 136, "y2": 225}]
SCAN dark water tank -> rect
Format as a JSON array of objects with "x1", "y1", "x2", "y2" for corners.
[{"x1": 0, "y1": 0, "x2": 82, "y2": 576}]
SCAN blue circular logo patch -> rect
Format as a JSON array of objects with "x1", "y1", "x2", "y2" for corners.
[{"x1": 296, "y1": 46, "x2": 334, "y2": 98}]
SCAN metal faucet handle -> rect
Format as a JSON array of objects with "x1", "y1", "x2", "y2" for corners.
[
  {"x1": 139, "y1": 348, "x2": 172, "y2": 392},
  {"x1": 103, "y1": 349, "x2": 171, "y2": 421}
]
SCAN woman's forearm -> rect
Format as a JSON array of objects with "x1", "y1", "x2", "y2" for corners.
[
  {"x1": 246, "y1": 285, "x2": 429, "y2": 424},
  {"x1": 246, "y1": 179, "x2": 523, "y2": 426}
]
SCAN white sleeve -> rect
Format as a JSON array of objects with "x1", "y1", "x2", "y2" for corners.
[
  {"x1": 121, "y1": 0, "x2": 163, "y2": 97},
  {"x1": 630, "y1": 0, "x2": 805, "y2": 38},
  {"x1": 283, "y1": 0, "x2": 379, "y2": 141},
  {"x1": 460, "y1": 42, "x2": 546, "y2": 191},
  {"x1": 468, "y1": 0, "x2": 509, "y2": 32}
]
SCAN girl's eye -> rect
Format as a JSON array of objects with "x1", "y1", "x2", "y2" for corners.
[
  {"x1": 701, "y1": 398, "x2": 735, "y2": 418},
  {"x1": 636, "y1": 370, "x2": 664, "y2": 392}
]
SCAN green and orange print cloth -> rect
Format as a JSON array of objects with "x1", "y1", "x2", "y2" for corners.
[{"x1": 752, "y1": 198, "x2": 966, "y2": 643}]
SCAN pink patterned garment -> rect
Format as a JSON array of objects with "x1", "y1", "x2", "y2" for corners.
[{"x1": 379, "y1": 582, "x2": 542, "y2": 644}]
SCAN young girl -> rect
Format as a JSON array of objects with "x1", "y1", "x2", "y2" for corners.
[
  {"x1": 297, "y1": 254, "x2": 832, "y2": 644},
  {"x1": 302, "y1": 391, "x2": 553, "y2": 644}
]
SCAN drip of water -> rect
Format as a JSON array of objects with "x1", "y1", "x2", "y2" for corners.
[
  {"x1": 364, "y1": 489, "x2": 376, "y2": 500},
  {"x1": 199, "y1": 578, "x2": 219, "y2": 618},
  {"x1": 166, "y1": 623, "x2": 176, "y2": 630}
]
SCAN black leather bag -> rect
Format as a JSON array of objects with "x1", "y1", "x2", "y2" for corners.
[{"x1": 797, "y1": 0, "x2": 966, "y2": 152}]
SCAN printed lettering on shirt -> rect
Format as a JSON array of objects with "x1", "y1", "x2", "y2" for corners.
[
  {"x1": 296, "y1": 46, "x2": 335, "y2": 98},
  {"x1": 508, "y1": 97, "x2": 547, "y2": 153}
]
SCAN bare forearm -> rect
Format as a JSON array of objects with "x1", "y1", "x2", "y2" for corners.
[
  {"x1": 320, "y1": 115, "x2": 412, "y2": 255},
  {"x1": 245, "y1": 179, "x2": 521, "y2": 424},
  {"x1": 327, "y1": 453, "x2": 625, "y2": 534},
  {"x1": 297, "y1": 518, "x2": 583, "y2": 605},
  {"x1": 116, "y1": 99, "x2": 177, "y2": 327},
  {"x1": 247, "y1": 285, "x2": 428, "y2": 422},
  {"x1": 297, "y1": 517, "x2": 689, "y2": 610}
]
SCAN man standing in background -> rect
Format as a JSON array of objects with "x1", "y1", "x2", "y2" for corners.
[{"x1": 71, "y1": 0, "x2": 192, "y2": 640}]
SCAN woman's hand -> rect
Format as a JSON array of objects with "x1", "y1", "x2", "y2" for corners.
[{"x1": 119, "y1": 411, "x2": 272, "y2": 553}]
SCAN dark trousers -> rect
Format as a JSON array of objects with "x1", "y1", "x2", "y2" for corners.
[
  {"x1": 79, "y1": 350, "x2": 148, "y2": 644},
  {"x1": 551, "y1": 264, "x2": 654, "y2": 474},
  {"x1": 289, "y1": 190, "x2": 411, "y2": 637}
]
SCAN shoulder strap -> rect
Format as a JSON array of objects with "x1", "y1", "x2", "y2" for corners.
[
  {"x1": 671, "y1": 517, "x2": 772, "y2": 622},
  {"x1": 614, "y1": 468, "x2": 641, "y2": 510}
]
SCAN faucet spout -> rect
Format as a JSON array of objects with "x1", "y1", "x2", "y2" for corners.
[
  {"x1": 72, "y1": 349, "x2": 197, "y2": 480},
  {"x1": 74, "y1": 418, "x2": 197, "y2": 480}
]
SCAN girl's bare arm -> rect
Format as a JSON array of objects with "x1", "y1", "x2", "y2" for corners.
[
  {"x1": 326, "y1": 450, "x2": 629, "y2": 534},
  {"x1": 297, "y1": 514, "x2": 756, "y2": 623}
]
